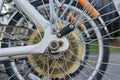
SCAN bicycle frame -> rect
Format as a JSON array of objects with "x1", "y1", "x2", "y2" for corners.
[
  {"x1": 0, "y1": 1, "x2": 115, "y2": 80},
  {"x1": 0, "y1": 0, "x2": 49, "y2": 57},
  {"x1": 0, "y1": 0, "x2": 105, "y2": 59},
  {"x1": 0, "y1": 0, "x2": 4, "y2": 13},
  {"x1": 0, "y1": 0, "x2": 69, "y2": 58}
]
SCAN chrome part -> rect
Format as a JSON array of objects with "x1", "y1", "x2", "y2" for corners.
[
  {"x1": 98, "y1": 16, "x2": 111, "y2": 37},
  {"x1": 11, "y1": 62, "x2": 24, "y2": 80},
  {"x1": 114, "y1": 0, "x2": 120, "y2": 15},
  {"x1": 0, "y1": 0, "x2": 4, "y2": 13}
]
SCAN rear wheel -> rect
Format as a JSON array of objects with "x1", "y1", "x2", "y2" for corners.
[{"x1": 1, "y1": 0, "x2": 109, "y2": 80}]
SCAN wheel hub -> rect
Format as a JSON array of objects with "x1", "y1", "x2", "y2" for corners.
[
  {"x1": 28, "y1": 23, "x2": 84, "y2": 78},
  {"x1": 48, "y1": 40, "x2": 60, "y2": 51}
]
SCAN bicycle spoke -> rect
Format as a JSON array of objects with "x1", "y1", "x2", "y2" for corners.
[{"x1": 1, "y1": 0, "x2": 120, "y2": 80}]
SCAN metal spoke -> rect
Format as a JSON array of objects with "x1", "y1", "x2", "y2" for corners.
[{"x1": 56, "y1": 62, "x2": 73, "y2": 80}]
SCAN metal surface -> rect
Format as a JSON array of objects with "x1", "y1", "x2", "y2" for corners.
[
  {"x1": 114, "y1": 0, "x2": 120, "y2": 15},
  {"x1": 0, "y1": 0, "x2": 70, "y2": 57},
  {"x1": 0, "y1": 26, "x2": 69, "y2": 57},
  {"x1": 0, "y1": 0, "x2": 4, "y2": 13},
  {"x1": 49, "y1": 0, "x2": 57, "y2": 33},
  {"x1": 28, "y1": 23, "x2": 84, "y2": 78},
  {"x1": 14, "y1": 0, "x2": 49, "y2": 29}
]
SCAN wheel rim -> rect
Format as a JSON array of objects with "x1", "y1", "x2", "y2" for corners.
[
  {"x1": 1, "y1": 0, "x2": 110, "y2": 80},
  {"x1": 20, "y1": 5, "x2": 104, "y2": 79}
]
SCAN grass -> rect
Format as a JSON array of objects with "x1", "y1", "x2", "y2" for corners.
[
  {"x1": 110, "y1": 47, "x2": 120, "y2": 52},
  {"x1": 110, "y1": 37, "x2": 120, "y2": 52},
  {"x1": 89, "y1": 44, "x2": 120, "y2": 52},
  {"x1": 89, "y1": 45, "x2": 98, "y2": 52},
  {"x1": 109, "y1": 37, "x2": 120, "y2": 52},
  {"x1": 89, "y1": 37, "x2": 120, "y2": 52}
]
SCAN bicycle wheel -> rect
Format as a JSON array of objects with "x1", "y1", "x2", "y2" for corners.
[{"x1": 0, "y1": 0, "x2": 110, "y2": 80}]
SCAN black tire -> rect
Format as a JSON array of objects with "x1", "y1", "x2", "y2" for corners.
[{"x1": 2, "y1": 0, "x2": 109, "y2": 80}]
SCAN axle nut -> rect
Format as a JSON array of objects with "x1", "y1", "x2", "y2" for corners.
[{"x1": 49, "y1": 40, "x2": 60, "y2": 51}]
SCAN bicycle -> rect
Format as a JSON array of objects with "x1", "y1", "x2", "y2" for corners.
[{"x1": 0, "y1": 0, "x2": 120, "y2": 80}]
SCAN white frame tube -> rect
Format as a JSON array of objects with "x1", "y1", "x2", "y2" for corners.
[
  {"x1": 0, "y1": 45, "x2": 39, "y2": 57},
  {"x1": 0, "y1": 0, "x2": 48, "y2": 57},
  {"x1": 0, "y1": 0, "x2": 4, "y2": 13},
  {"x1": 13, "y1": 0, "x2": 49, "y2": 29},
  {"x1": 0, "y1": 0, "x2": 69, "y2": 58}
]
